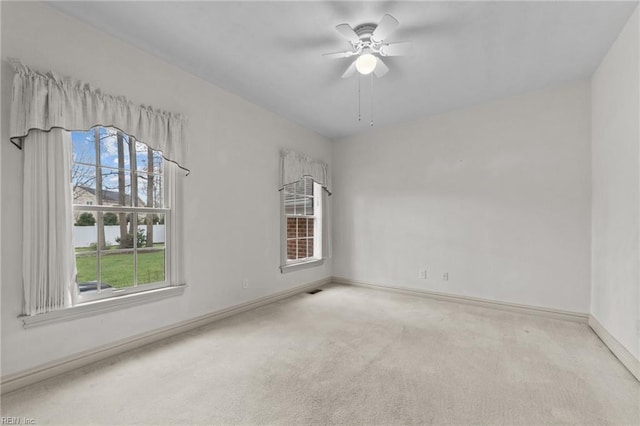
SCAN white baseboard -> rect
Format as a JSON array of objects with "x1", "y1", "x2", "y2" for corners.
[
  {"x1": 332, "y1": 277, "x2": 589, "y2": 323},
  {"x1": 1, "y1": 277, "x2": 331, "y2": 395},
  {"x1": 589, "y1": 315, "x2": 640, "y2": 382}
]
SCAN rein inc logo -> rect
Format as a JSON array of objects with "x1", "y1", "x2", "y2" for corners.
[{"x1": 1, "y1": 418, "x2": 35, "y2": 425}]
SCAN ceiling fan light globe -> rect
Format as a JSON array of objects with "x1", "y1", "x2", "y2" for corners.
[{"x1": 355, "y1": 53, "x2": 377, "y2": 75}]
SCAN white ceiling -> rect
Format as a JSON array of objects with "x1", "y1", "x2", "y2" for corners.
[{"x1": 50, "y1": 1, "x2": 638, "y2": 139}]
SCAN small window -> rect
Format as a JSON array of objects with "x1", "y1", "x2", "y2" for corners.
[
  {"x1": 72, "y1": 127, "x2": 170, "y2": 301},
  {"x1": 282, "y1": 176, "x2": 322, "y2": 267}
]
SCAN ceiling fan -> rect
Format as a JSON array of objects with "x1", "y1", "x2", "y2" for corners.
[{"x1": 323, "y1": 14, "x2": 412, "y2": 78}]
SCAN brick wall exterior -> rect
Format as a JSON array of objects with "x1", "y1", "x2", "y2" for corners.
[{"x1": 287, "y1": 217, "x2": 314, "y2": 260}]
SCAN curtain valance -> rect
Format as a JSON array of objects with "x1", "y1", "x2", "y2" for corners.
[
  {"x1": 9, "y1": 59, "x2": 188, "y2": 172},
  {"x1": 280, "y1": 149, "x2": 331, "y2": 194}
]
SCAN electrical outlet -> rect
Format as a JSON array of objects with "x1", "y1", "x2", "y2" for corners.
[
  {"x1": 242, "y1": 278, "x2": 249, "y2": 289},
  {"x1": 419, "y1": 268, "x2": 427, "y2": 279},
  {"x1": 442, "y1": 272, "x2": 449, "y2": 281}
]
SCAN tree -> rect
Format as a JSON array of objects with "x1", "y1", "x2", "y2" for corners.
[
  {"x1": 128, "y1": 137, "x2": 138, "y2": 239},
  {"x1": 117, "y1": 131, "x2": 128, "y2": 249},
  {"x1": 94, "y1": 127, "x2": 108, "y2": 250},
  {"x1": 145, "y1": 147, "x2": 154, "y2": 247},
  {"x1": 103, "y1": 212, "x2": 118, "y2": 225},
  {"x1": 71, "y1": 134, "x2": 96, "y2": 203},
  {"x1": 76, "y1": 212, "x2": 96, "y2": 226}
]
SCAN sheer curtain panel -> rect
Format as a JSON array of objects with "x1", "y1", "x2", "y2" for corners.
[{"x1": 23, "y1": 129, "x2": 76, "y2": 315}]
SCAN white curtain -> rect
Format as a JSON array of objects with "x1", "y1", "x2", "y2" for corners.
[
  {"x1": 280, "y1": 149, "x2": 331, "y2": 194},
  {"x1": 9, "y1": 59, "x2": 188, "y2": 172},
  {"x1": 165, "y1": 162, "x2": 185, "y2": 287},
  {"x1": 322, "y1": 190, "x2": 332, "y2": 259},
  {"x1": 23, "y1": 129, "x2": 76, "y2": 315}
]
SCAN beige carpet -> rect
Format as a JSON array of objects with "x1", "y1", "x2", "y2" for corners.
[{"x1": 1, "y1": 284, "x2": 638, "y2": 425}]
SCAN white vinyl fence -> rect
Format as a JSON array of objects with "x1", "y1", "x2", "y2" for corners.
[{"x1": 74, "y1": 225, "x2": 165, "y2": 248}]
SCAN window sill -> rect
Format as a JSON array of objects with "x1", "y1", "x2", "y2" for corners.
[
  {"x1": 280, "y1": 259, "x2": 324, "y2": 274},
  {"x1": 20, "y1": 284, "x2": 186, "y2": 329}
]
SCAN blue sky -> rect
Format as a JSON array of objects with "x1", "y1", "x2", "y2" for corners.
[{"x1": 72, "y1": 127, "x2": 163, "y2": 204}]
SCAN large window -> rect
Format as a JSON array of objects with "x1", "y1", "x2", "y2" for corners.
[
  {"x1": 283, "y1": 176, "x2": 322, "y2": 265},
  {"x1": 72, "y1": 127, "x2": 170, "y2": 301},
  {"x1": 11, "y1": 61, "x2": 187, "y2": 318}
]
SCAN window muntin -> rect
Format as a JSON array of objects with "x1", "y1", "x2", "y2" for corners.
[
  {"x1": 283, "y1": 176, "x2": 322, "y2": 264},
  {"x1": 72, "y1": 127, "x2": 169, "y2": 301}
]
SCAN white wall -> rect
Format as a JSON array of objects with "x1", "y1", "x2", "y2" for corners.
[
  {"x1": 1, "y1": 2, "x2": 332, "y2": 377},
  {"x1": 591, "y1": 7, "x2": 640, "y2": 359},
  {"x1": 333, "y1": 81, "x2": 592, "y2": 313}
]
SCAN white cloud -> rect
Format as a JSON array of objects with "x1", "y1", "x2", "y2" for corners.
[
  {"x1": 101, "y1": 129, "x2": 118, "y2": 156},
  {"x1": 135, "y1": 141, "x2": 147, "y2": 152}
]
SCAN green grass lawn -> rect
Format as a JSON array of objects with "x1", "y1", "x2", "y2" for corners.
[{"x1": 76, "y1": 250, "x2": 165, "y2": 288}]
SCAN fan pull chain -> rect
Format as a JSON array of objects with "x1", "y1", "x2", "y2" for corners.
[
  {"x1": 370, "y1": 73, "x2": 374, "y2": 127},
  {"x1": 358, "y1": 75, "x2": 361, "y2": 122}
]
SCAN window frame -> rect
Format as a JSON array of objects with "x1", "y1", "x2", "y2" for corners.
[
  {"x1": 280, "y1": 176, "x2": 324, "y2": 273},
  {"x1": 71, "y1": 128, "x2": 173, "y2": 304}
]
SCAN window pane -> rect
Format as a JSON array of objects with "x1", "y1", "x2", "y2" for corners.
[
  {"x1": 101, "y1": 249, "x2": 134, "y2": 289},
  {"x1": 153, "y1": 151, "x2": 164, "y2": 174},
  {"x1": 108, "y1": 213, "x2": 128, "y2": 248},
  {"x1": 136, "y1": 173, "x2": 164, "y2": 207},
  {"x1": 287, "y1": 239, "x2": 297, "y2": 261},
  {"x1": 72, "y1": 165, "x2": 96, "y2": 205},
  {"x1": 100, "y1": 128, "x2": 131, "y2": 171},
  {"x1": 292, "y1": 179, "x2": 305, "y2": 194},
  {"x1": 308, "y1": 219, "x2": 315, "y2": 237},
  {"x1": 74, "y1": 210, "x2": 98, "y2": 291},
  {"x1": 303, "y1": 177, "x2": 314, "y2": 196},
  {"x1": 137, "y1": 247, "x2": 165, "y2": 285},
  {"x1": 99, "y1": 212, "x2": 117, "y2": 248},
  {"x1": 72, "y1": 131, "x2": 96, "y2": 165},
  {"x1": 306, "y1": 238, "x2": 314, "y2": 258},
  {"x1": 76, "y1": 253, "x2": 98, "y2": 292},
  {"x1": 303, "y1": 196, "x2": 314, "y2": 216},
  {"x1": 284, "y1": 192, "x2": 295, "y2": 215},
  {"x1": 101, "y1": 167, "x2": 131, "y2": 206},
  {"x1": 136, "y1": 213, "x2": 166, "y2": 284},
  {"x1": 137, "y1": 213, "x2": 165, "y2": 246},
  {"x1": 135, "y1": 141, "x2": 150, "y2": 172},
  {"x1": 298, "y1": 218, "x2": 307, "y2": 238},
  {"x1": 287, "y1": 217, "x2": 296, "y2": 239},
  {"x1": 298, "y1": 238, "x2": 308, "y2": 259},
  {"x1": 135, "y1": 142, "x2": 165, "y2": 171}
]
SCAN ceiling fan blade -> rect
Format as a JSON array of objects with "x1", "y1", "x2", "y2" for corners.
[
  {"x1": 371, "y1": 14, "x2": 399, "y2": 43},
  {"x1": 379, "y1": 41, "x2": 413, "y2": 57},
  {"x1": 323, "y1": 50, "x2": 355, "y2": 59},
  {"x1": 373, "y1": 57, "x2": 389, "y2": 78},
  {"x1": 335, "y1": 23, "x2": 360, "y2": 44},
  {"x1": 341, "y1": 59, "x2": 357, "y2": 78}
]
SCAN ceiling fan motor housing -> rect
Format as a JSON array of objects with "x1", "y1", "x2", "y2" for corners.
[
  {"x1": 352, "y1": 23, "x2": 387, "y2": 52},
  {"x1": 353, "y1": 23, "x2": 377, "y2": 40}
]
